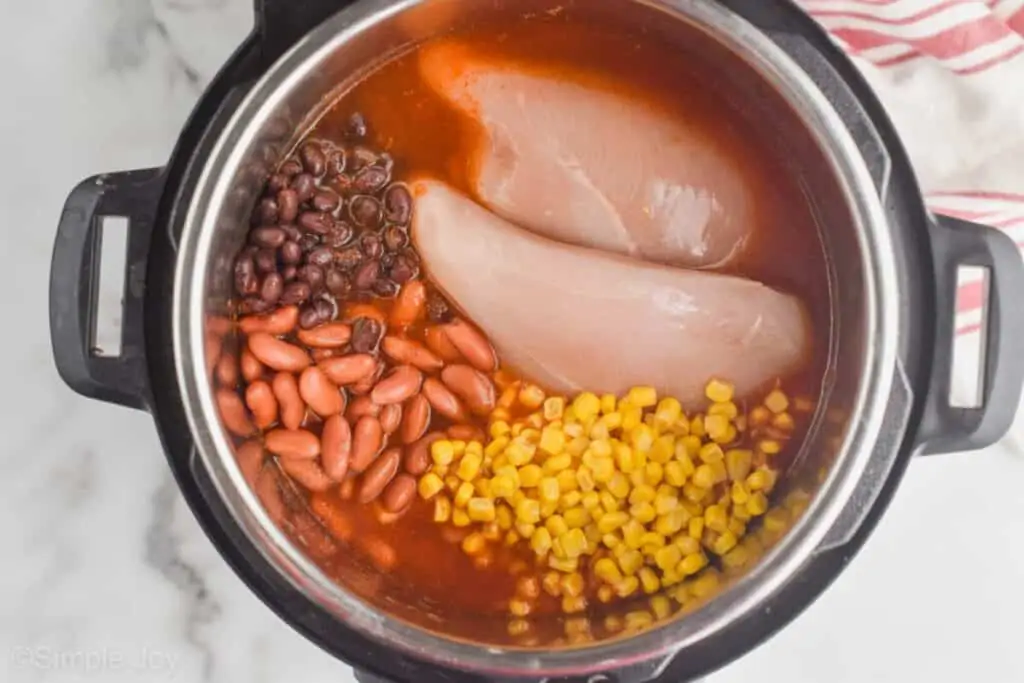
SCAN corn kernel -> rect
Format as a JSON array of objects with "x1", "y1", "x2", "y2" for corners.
[
  {"x1": 725, "y1": 449, "x2": 753, "y2": 482},
  {"x1": 519, "y1": 384, "x2": 546, "y2": 409},
  {"x1": 637, "y1": 567, "x2": 659, "y2": 594},
  {"x1": 627, "y1": 484, "x2": 654, "y2": 506},
  {"x1": 562, "y1": 595, "x2": 588, "y2": 614},
  {"x1": 764, "y1": 389, "x2": 789, "y2": 414},
  {"x1": 560, "y1": 491, "x2": 582, "y2": 511},
  {"x1": 581, "y1": 491, "x2": 601, "y2": 511},
  {"x1": 596, "y1": 511, "x2": 628, "y2": 534},
  {"x1": 691, "y1": 571, "x2": 721, "y2": 599},
  {"x1": 602, "y1": 533, "x2": 621, "y2": 549},
  {"x1": 640, "y1": 532, "x2": 666, "y2": 552},
  {"x1": 560, "y1": 529, "x2": 588, "y2": 558},
  {"x1": 432, "y1": 495, "x2": 452, "y2": 523},
  {"x1": 606, "y1": 474, "x2": 629, "y2": 501},
  {"x1": 556, "y1": 469, "x2": 579, "y2": 492},
  {"x1": 455, "y1": 452, "x2": 481, "y2": 481},
  {"x1": 630, "y1": 502, "x2": 656, "y2": 524},
  {"x1": 705, "y1": 379, "x2": 734, "y2": 403},
  {"x1": 445, "y1": 475, "x2": 461, "y2": 493},
  {"x1": 623, "y1": 386, "x2": 655, "y2": 409},
  {"x1": 544, "y1": 454, "x2": 572, "y2": 474},
  {"x1": 759, "y1": 439, "x2": 782, "y2": 455},
  {"x1": 491, "y1": 475, "x2": 517, "y2": 499},
  {"x1": 689, "y1": 416, "x2": 705, "y2": 438},
  {"x1": 453, "y1": 481, "x2": 474, "y2": 508},
  {"x1": 631, "y1": 424, "x2": 655, "y2": 453},
  {"x1": 655, "y1": 509, "x2": 688, "y2": 536},
  {"x1": 537, "y1": 477, "x2": 560, "y2": 503},
  {"x1": 452, "y1": 509, "x2": 471, "y2": 527},
  {"x1": 594, "y1": 393, "x2": 614, "y2": 415},
  {"x1": 561, "y1": 572, "x2": 586, "y2": 597},
  {"x1": 536, "y1": 426, "x2": 565, "y2": 456},
  {"x1": 509, "y1": 598, "x2": 532, "y2": 617},
  {"x1": 703, "y1": 414, "x2": 730, "y2": 442},
  {"x1": 772, "y1": 412, "x2": 795, "y2": 432},
  {"x1": 572, "y1": 392, "x2": 601, "y2": 421},
  {"x1": 430, "y1": 440, "x2": 455, "y2": 467},
  {"x1": 542, "y1": 571, "x2": 562, "y2": 596},
  {"x1": 675, "y1": 535, "x2": 701, "y2": 555},
  {"x1": 462, "y1": 532, "x2": 487, "y2": 555},
  {"x1": 546, "y1": 515, "x2": 569, "y2": 538},
  {"x1": 574, "y1": 467, "x2": 594, "y2": 492},
  {"x1": 664, "y1": 461, "x2": 687, "y2": 487},
  {"x1": 722, "y1": 545, "x2": 749, "y2": 570},
  {"x1": 419, "y1": 473, "x2": 445, "y2": 500},
  {"x1": 654, "y1": 397, "x2": 683, "y2": 428},
  {"x1": 649, "y1": 435, "x2": 674, "y2": 464},
  {"x1": 692, "y1": 464, "x2": 715, "y2": 489},
  {"x1": 494, "y1": 503, "x2": 513, "y2": 529},
  {"x1": 731, "y1": 481, "x2": 750, "y2": 506},
  {"x1": 594, "y1": 558, "x2": 623, "y2": 584},
  {"x1": 618, "y1": 548, "x2": 644, "y2": 575},
  {"x1": 590, "y1": 457, "x2": 616, "y2": 483},
  {"x1": 616, "y1": 576, "x2": 640, "y2": 597},
  {"x1": 542, "y1": 397, "x2": 565, "y2": 421},
  {"x1": 517, "y1": 522, "x2": 536, "y2": 539},
  {"x1": 654, "y1": 489, "x2": 679, "y2": 516},
  {"x1": 708, "y1": 401, "x2": 739, "y2": 420},
  {"x1": 549, "y1": 556, "x2": 579, "y2": 573},
  {"x1": 652, "y1": 543, "x2": 681, "y2": 571},
  {"x1": 763, "y1": 508, "x2": 789, "y2": 533},
  {"x1": 705, "y1": 505, "x2": 728, "y2": 532},
  {"x1": 679, "y1": 552, "x2": 708, "y2": 575},
  {"x1": 645, "y1": 462, "x2": 664, "y2": 486},
  {"x1": 530, "y1": 527, "x2": 552, "y2": 555},
  {"x1": 727, "y1": 518, "x2": 746, "y2": 537},
  {"x1": 688, "y1": 517, "x2": 705, "y2": 540},
  {"x1": 746, "y1": 469, "x2": 775, "y2": 492},
  {"x1": 564, "y1": 507, "x2": 590, "y2": 529},
  {"x1": 589, "y1": 421, "x2": 611, "y2": 441},
  {"x1": 747, "y1": 492, "x2": 769, "y2": 516},
  {"x1": 712, "y1": 530, "x2": 738, "y2": 555},
  {"x1": 468, "y1": 498, "x2": 496, "y2": 523}
]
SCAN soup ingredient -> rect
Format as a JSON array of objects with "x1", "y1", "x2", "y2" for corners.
[
  {"x1": 412, "y1": 181, "x2": 809, "y2": 407},
  {"x1": 417, "y1": 380, "x2": 793, "y2": 619},
  {"x1": 419, "y1": 42, "x2": 758, "y2": 269}
]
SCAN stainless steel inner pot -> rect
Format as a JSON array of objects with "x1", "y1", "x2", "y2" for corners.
[{"x1": 171, "y1": 0, "x2": 904, "y2": 676}]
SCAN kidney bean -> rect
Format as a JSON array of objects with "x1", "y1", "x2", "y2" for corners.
[
  {"x1": 360, "y1": 232, "x2": 383, "y2": 258},
  {"x1": 266, "y1": 428, "x2": 321, "y2": 460},
  {"x1": 216, "y1": 353, "x2": 239, "y2": 387},
  {"x1": 327, "y1": 174, "x2": 354, "y2": 196},
  {"x1": 272, "y1": 372, "x2": 306, "y2": 431},
  {"x1": 358, "y1": 447, "x2": 401, "y2": 503},
  {"x1": 245, "y1": 380, "x2": 279, "y2": 429},
  {"x1": 425, "y1": 292, "x2": 452, "y2": 323},
  {"x1": 404, "y1": 432, "x2": 444, "y2": 475},
  {"x1": 390, "y1": 281, "x2": 427, "y2": 329},
  {"x1": 362, "y1": 537, "x2": 397, "y2": 572},
  {"x1": 280, "y1": 159, "x2": 303, "y2": 177},
  {"x1": 234, "y1": 254, "x2": 258, "y2": 296},
  {"x1": 254, "y1": 249, "x2": 278, "y2": 274},
  {"x1": 349, "y1": 370, "x2": 378, "y2": 396},
  {"x1": 350, "y1": 317, "x2": 384, "y2": 354},
  {"x1": 292, "y1": 173, "x2": 317, "y2": 202},
  {"x1": 280, "y1": 281, "x2": 311, "y2": 305},
  {"x1": 319, "y1": 354, "x2": 376, "y2": 385},
  {"x1": 255, "y1": 197, "x2": 279, "y2": 224},
  {"x1": 298, "y1": 232, "x2": 320, "y2": 253},
  {"x1": 325, "y1": 223, "x2": 354, "y2": 249},
  {"x1": 299, "y1": 211, "x2": 334, "y2": 235},
  {"x1": 382, "y1": 474, "x2": 416, "y2": 514},
  {"x1": 422, "y1": 378, "x2": 469, "y2": 423},
  {"x1": 281, "y1": 458, "x2": 332, "y2": 492},
  {"x1": 311, "y1": 348, "x2": 341, "y2": 362},
  {"x1": 298, "y1": 305, "x2": 323, "y2": 330},
  {"x1": 312, "y1": 188, "x2": 341, "y2": 213},
  {"x1": 240, "y1": 350, "x2": 264, "y2": 383},
  {"x1": 335, "y1": 246, "x2": 363, "y2": 271},
  {"x1": 441, "y1": 365, "x2": 496, "y2": 415},
  {"x1": 320, "y1": 415, "x2": 352, "y2": 482},
  {"x1": 325, "y1": 270, "x2": 351, "y2": 297},
  {"x1": 379, "y1": 403, "x2": 403, "y2": 434},
  {"x1": 278, "y1": 188, "x2": 300, "y2": 223},
  {"x1": 248, "y1": 333, "x2": 310, "y2": 372},
  {"x1": 346, "y1": 395, "x2": 381, "y2": 421},
  {"x1": 216, "y1": 389, "x2": 254, "y2": 437},
  {"x1": 251, "y1": 226, "x2": 286, "y2": 248},
  {"x1": 353, "y1": 259, "x2": 380, "y2": 290},
  {"x1": 401, "y1": 394, "x2": 431, "y2": 444},
  {"x1": 443, "y1": 320, "x2": 498, "y2": 372},
  {"x1": 448, "y1": 424, "x2": 486, "y2": 442},
  {"x1": 351, "y1": 416, "x2": 384, "y2": 473},
  {"x1": 373, "y1": 280, "x2": 400, "y2": 299},
  {"x1": 280, "y1": 240, "x2": 302, "y2": 265},
  {"x1": 240, "y1": 305, "x2": 299, "y2": 336},
  {"x1": 297, "y1": 322, "x2": 351, "y2": 348},
  {"x1": 388, "y1": 253, "x2": 418, "y2": 284},
  {"x1": 300, "y1": 142, "x2": 326, "y2": 176},
  {"x1": 382, "y1": 336, "x2": 443, "y2": 372},
  {"x1": 256, "y1": 469, "x2": 287, "y2": 524},
  {"x1": 312, "y1": 298, "x2": 335, "y2": 322},
  {"x1": 349, "y1": 195, "x2": 382, "y2": 229},
  {"x1": 299, "y1": 366, "x2": 345, "y2": 417},
  {"x1": 347, "y1": 112, "x2": 368, "y2": 139},
  {"x1": 307, "y1": 247, "x2": 335, "y2": 268},
  {"x1": 240, "y1": 297, "x2": 272, "y2": 315},
  {"x1": 297, "y1": 264, "x2": 325, "y2": 292},
  {"x1": 235, "y1": 440, "x2": 264, "y2": 490},
  {"x1": 371, "y1": 365, "x2": 423, "y2": 405},
  {"x1": 383, "y1": 184, "x2": 412, "y2": 225},
  {"x1": 326, "y1": 147, "x2": 347, "y2": 176},
  {"x1": 260, "y1": 272, "x2": 284, "y2": 304},
  {"x1": 382, "y1": 224, "x2": 409, "y2": 252},
  {"x1": 266, "y1": 174, "x2": 288, "y2": 195},
  {"x1": 281, "y1": 266, "x2": 297, "y2": 282},
  {"x1": 353, "y1": 165, "x2": 390, "y2": 194}
]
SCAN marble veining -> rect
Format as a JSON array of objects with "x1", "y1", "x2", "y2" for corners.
[{"x1": 1, "y1": 0, "x2": 1022, "y2": 682}]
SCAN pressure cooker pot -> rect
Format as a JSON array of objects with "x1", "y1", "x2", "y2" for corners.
[{"x1": 49, "y1": 1, "x2": 1024, "y2": 681}]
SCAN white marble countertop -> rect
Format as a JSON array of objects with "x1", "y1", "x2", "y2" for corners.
[{"x1": 3, "y1": 1, "x2": 1023, "y2": 682}]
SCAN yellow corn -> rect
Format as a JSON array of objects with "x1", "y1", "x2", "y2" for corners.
[
  {"x1": 454, "y1": 481, "x2": 474, "y2": 508},
  {"x1": 594, "y1": 558, "x2": 623, "y2": 584},
  {"x1": 655, "y1": 545, "x2": 683, "y2": 571},
  {"x1": 468, "y1": 498, "x2": 496, "y2": 523},
  {"x1": 564, "y1": 507, "x2": 590, "y2": 529},
  {"x1": 679, "y1": 552, "x2": 708, "y2": 576},
  {"x1": 692, "y1": 464, "x2": 715, "y2": 489},
  {"x1": 655, "y1": 509, "x2": 688, "y2": 536},
  {"x1": 572, "y1": 392, "x2": 601, "y2": 422},
  {"x1": 705, "y1": 379, "x2": 734, "y2": 403},
  {"x1": 561, "y1": 572, "x2": 586, "y2": 597},
  {"x1": 516, "y1": 498, "x2": 541, "y2": 525},
  {"x1": 546, "y1": 515, "x2": 569, "y2": 538},
  {"x1": 433, "y1": 495, "x2": 452, "y2": 523},
  {"x1": 631, "y1": 502, "x2": 656, "y2": 525},
  {"x1": 616, "y1": 576, "x2": 640, "y2": 598},
  {"x1": 549, "y1": 556, "x2": 579, "y2": 573},
  {"x1": 688, "y1": 517, "x2": 705, "y2": 540},
  {"x1": 462, "y1": 532, "x2": 487, "y2": 555},
  {"x1": 562, "y1": 595, "x2": 588, "y2": 614},
  {"x1": 452, "y1": 509, "x2": 470, "y2": 527},
  {"x1": 764, "y1": 389, "x2": 789, "y2": 414},
  {"x1": 530, "y1": 527, "x2": 552, "y2": 555},
  {"x1": 543, "y1": 397, "x2": 565, "y2": 421},
  {"x1": 542, "y1": 572, "x2": 562, "y2": 596},
  {"x1": 747, "y1": 492, "x2": 769, "y2": 516},
  {"x1": 519, "y1": 384, "x2": 545, "y2": 409}
]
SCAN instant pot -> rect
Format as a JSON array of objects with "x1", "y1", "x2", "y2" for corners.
[{"x1": 49, "y1": 1, "x2": 1024, "y2": 681}]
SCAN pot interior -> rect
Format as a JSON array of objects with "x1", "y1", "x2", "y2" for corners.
[{"x1": 180, "y1": 0, "x2": 887, "y2": 672}]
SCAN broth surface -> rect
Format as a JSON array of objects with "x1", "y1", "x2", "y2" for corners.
[{"x1": 292, "y1": 11, "x2": 830, "y2": 643}]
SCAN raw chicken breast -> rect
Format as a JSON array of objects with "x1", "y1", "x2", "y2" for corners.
[
  {"x1": 412, "y1": 180, "x2": 810, "y2": 407},
  {"x1": 420, "y1": 42, "x2": 759, "y2": 269}
]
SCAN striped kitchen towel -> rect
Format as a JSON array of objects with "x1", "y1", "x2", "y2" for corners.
[{"x1": 797, "y1": 0, "x2": 1024, "y2": 440}]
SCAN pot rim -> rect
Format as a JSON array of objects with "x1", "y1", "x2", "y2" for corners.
[{"x1": 172, "y1": 0, "x2": 901, "y2": 676}]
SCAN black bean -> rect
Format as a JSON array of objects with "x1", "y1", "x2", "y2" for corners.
[
  {"x1": 347, "y1": 113, "x2": 368, "y2": 140},
  {"x1": 281, "y1": 265, "x2": 298, "y2": 282},
  {"x1": 426, "y1": 292, "x2": 452, "y2": 323},
  {"x1": 250, "y1": 226, "x2": 286, "y2": 249},
  {"x1": 383, "y1": 184, "x2": 413, "y2": 225},
  {"x1": 335, "y1": 247, "x2": 363, "y2": 271},
  {"x1": 234, "y1": 255, "x2": 258, "y2": 296},
  {"x1": 360, "y1": 233, "x2": 383, "y2": 259},
  {"x1": 307, "y1": 247, "x2": 334, "y2": 268},
  {"x1": 324, "y1": 222, "x2": 354, "y2": 249},
  {"x1": 373, "y1": 280, "x2": 400, "y2": 298},
  {"x1": 297, "y1": 264, "x2": 325, "y2": 292},
  {"x1": 278, "y1": 189, "x2": 300, "y2": 223},
  {"x1": 254, "y1": 249, "x2": 278, "y2": 273},
  {"x1": 326, "y1": 148, "x2": 347, "y2": 177},
  {"x1": 349, "y1": 147, "x2": 377, "y2": 172},
  {"x1": 292, "y1": 173, "x2": 317, "y2": 202},
  {"x1": 312, "y1": 188, "x2": 341, "y2": 213},
  {"x1": 388, "y1": 253, "x2": 418, "y2": 283},
  {"x1": 353, "y1": 259, "x2": 381, "y2": 290},
  {"x1": 349, "y1": 195, "x2": 383, "y2": 229},
  {"x1": 299, "y1": 305, "x2": 322, "y2": 330},
  {"x1": 280, "y1": 159, "x2": 303, "y2": 177},
  {"x1": 298, "y1": 211, "x2": 334, "y2": 235},
  {"x1": 241, "y1": 296, "x2": 273, "y2": 315},
  {"x1": 261, "y1": 272, "x2": 284, "y2": 303},
  {"x1": 353, "y1": 166, "x2": 390, "y2": 194},
  {"x1": 383, "y1": 224, "x2": 409, "y2": 252},
  {"x1": 266, "y1": 174, "x2": 288, "y2": 196},
  {"x1": 255, "y1": 198, "x2": 279, "y2": 224},
  {"x1": 299, "y1": 142, "x2": 326, "y2": 177},
  {"x1": 281, "y1": 240, "x2": 303, "y2": 265},
  {"x1": 280, "y1": 281, "x2": 312, "y2": 305},
  {"x1": 325, "y1": 270, "x2": 351, "y2": 297},
  {"x1": 313, "y1": 297, "x2": 335, "y2": 322},
  {"x1": 350, "y1": 317, "x2": 383, "y2": 354},
  {"x1": 298, "y1": 233, "x2": 320, "y2": 253}
]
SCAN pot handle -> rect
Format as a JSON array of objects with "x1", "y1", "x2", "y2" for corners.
[
  {"x1": 49, "y1": 168, "x2": 164, "y2": 411},
  {"x1": 915, "y1": 213, "x2": 1024, "y2": 454}
]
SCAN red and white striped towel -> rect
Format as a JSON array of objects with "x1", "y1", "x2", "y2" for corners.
[{"x1": 797, "y1": 0, "x2": 1024, "y2": 438}]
